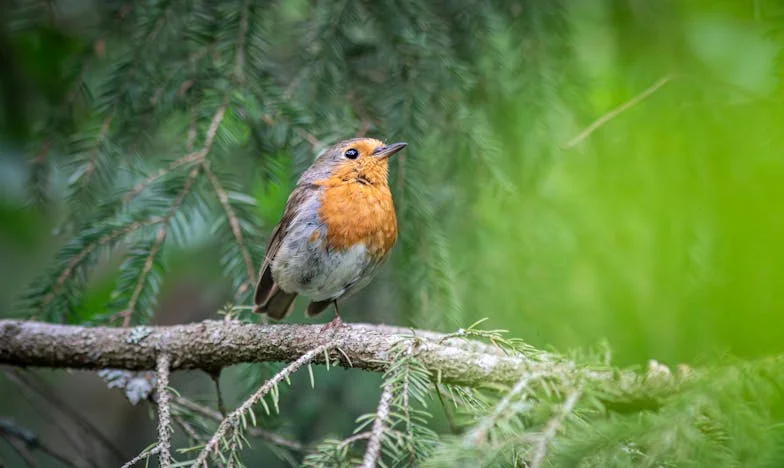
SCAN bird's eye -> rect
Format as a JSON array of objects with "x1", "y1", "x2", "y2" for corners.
[{"x1": 344, "y1": 148, "x2": 359, "y2": 159}]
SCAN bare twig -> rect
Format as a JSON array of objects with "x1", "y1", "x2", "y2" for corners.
[
  {"x1": 360, "y1": 384, "x2": 393, "y2": 468},
  {"x1": 339, "y1": 431, "x2": 371, "y2": 449},
  {"x1": 563, "y1": 75, "x2": 673, "y2": 149},
  {"x1": 529, "y1": 389, "x2": 582, "y2": 468},
  {"x1": 2, "y1": 371, "x2": 96, "y2": 467},
  {"x1": 463, "y1": 372, "x2": 546, "y2": 446},
  {"x1": 192, "y1": 341, "x2": 337, "y2": 466},
  {"x1": 156, "y1": 354, "x2": 173, "y2": 468},
  {"x1": 4, "y1": 368, "x2": 125, "y2": 466},
  {"x1": 2, "y1": 434, "x2": 38, "y2": 467},
  {"x1": 0, "y1": 418, "x2": 79, "y2": 467},
  {"x1": 120, "y1": 445, "x2": 160, "y2": 468}
]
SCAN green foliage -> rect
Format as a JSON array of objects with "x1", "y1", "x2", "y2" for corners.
[{"x1": 3, "y1": 0, "x2": 784, "y2": 466}]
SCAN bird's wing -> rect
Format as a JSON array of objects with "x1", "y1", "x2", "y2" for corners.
[{"x1": 253, "y1": 183, "x2": 316, "y2": 310}]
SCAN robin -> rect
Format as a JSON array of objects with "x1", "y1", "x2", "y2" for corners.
[{"x1": 253, "y1": 137, "x2": 407, "y2": 327}]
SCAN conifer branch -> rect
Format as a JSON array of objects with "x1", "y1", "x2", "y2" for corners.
[
  {"x1": 463, "y1": 372, "x2": 546, "y2": 446},
  {"x1": 0, "y1": 320, "x2": 599, "y2": 388},
  {"x1": 192, "y1": 341, "x2": 337, "y2": 466},
  {"x1": 79, "y1": 113, "x2": 114, "y2": 186},
  {"x1": 40, "y1": 217, "x2": 163, "y2": 310},
  {"x1": 123, "y1": 150, "x2": 205, "y2": 202},
  {"x1": 117, "y1": 166, "x2": 200, "y2": 326},
  {"x1": 156, "y1": 353, "x2": 173, "y2": 468},
  {"x1": 361, "y1": 384, "x2": 393, "y2": 468},
  {"x1": 203, "y1": 162, "x2": 257, "y2": 293},
  {"x1": 173, "y1": 395, "x2": 304, "y2": 451},
  {"x1": 234, "y1": 0, "x2": 249, "y2": 84},
  {"x1": 120, "y1": 445, "x2": 161, "y2": 468},
  {"x1": 529, "y1": 389, "x2": 581, "y2": 468}
]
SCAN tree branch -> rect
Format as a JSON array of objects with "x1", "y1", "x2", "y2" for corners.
[
  {"x1": 0, "y1": 318, "x2": 691, "y2": 412},
  {"x1": 156, "y1": 354, "x2": 173, "y2": 468},
  {"x1": 360, "y1": 384, "x2": 392, "y2": 468},
  {"x1": 0, "y1": 319, "x2": 587, "y2": 388}
]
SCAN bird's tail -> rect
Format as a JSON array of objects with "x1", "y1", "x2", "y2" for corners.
[{"x1": 255, "y1": 287, "x2": 297, "y2": 319}]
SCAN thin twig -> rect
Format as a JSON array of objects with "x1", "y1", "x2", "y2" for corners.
[
  {"x1": 360, "y1": 384, "x2": 393, "y2": 468},
  {"x1": 156, "y1": 354, "x2": 173, "y2": 468},
  {"x1": 79, "y1": 114, "x2": 114, "y2": 186},
  {"x1": 192, "y1": 341, "x2": 337, "y2": 466},
  {"x1": 338, "y1": 431, "x2": 371, "y2": 449},
  {"x1": 463, "y1": 372, "x2": 545, "y2": 446},
  {"x1": 40, "y1": 218, "x2": 162, "y2": 309},
  {"x1": 5, "y1": 369, "x2": 125, "y2": 465},
  {"x1": 202, "y1": 105, "x2": 227, "y2": 151},
  {"x1": 119, "y1": 167, "x2": 200, "y2": 327},
  {"x1": 0, "y1": 418, "x2": 79, "y2": 467},
  {"x1": 2, "y1": 371, "x2": 96, "y2": 467},
  {"x1": 434, "y1": 383, "x2": 459, "y2": 434},
  {"x1": 210, "y1": 372, "x2": 227, "y2": 417},
  {"x1": 234, "y1": 0, "x2": 249, "y2": 84},
  {"x1": 123, "y1": 150, "x2": 206, "y2": 202},
  {"x1": 120, "y1": 445, "x2": 161, "y2": 468},
  {"x1": 203, "y1": 162, "x2": 257, "y2": 294},
  {"x1": 2, "y1": 435, "x2": 38, "y2": 467},
  {"x1": 173, "y1": 396, "x2": 304, "y2": 451},
  {"x1": 529, "y1": 389, "x2": 582, "y2": 468},
  {"x1": 173, "y1": 414, "x2": 202, "y2": 443},
  {"x1": 563, "y1": 75, "x2": 673, "y2": 149}
]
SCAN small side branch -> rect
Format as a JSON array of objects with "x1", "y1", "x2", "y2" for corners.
[
  {"x1": 173, "y1": 396, "x2": 303, "y2": 451},
  {"x1": 193, "y1": 341, "x2": 337, "y2": 466},
  {"x1": 563, "y1": 75, "x2": 672, "y2": 149},
  {"x1": 529, "y1": 389, "x2": 581, "y2": 468},
  {"x1": 202, "y1": 162, "x2": 257, "y2": 294},
  {"x1": 463, "y1": 372, "x2": 545, "y2": 446},
  {"x1": 156, "y1": 354, "x2": 173, "y2": 468},
  {"x1": 360, "y1": 384, "x2": 393, "y2": 468},
  {"x1": 120, "y1": 445, "x2": 161, "y2": 468},
  {"x1": 0, "y1": 418, "x2": 80, "y2": 467}
]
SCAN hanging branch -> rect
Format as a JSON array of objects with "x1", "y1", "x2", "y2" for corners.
[
  {"x1": 463, "y1": 371, "x2": 547, "y2": 446},
  {"x1": 192, "y1": 341, "x2": 337, "y2": 466},
  {"x1": 528, "y1": 389, "x2": 582, "y2": 468},
  {"x1": 156, "y1": 354, "x2": 174, "y2": 468},
  {"x1": 203, "y1": 162, "x2": 257, "y2": 293},
  {"x1": 173, "y1": 396, "x2": 304, "y2": 451},
  {"x1": 360, "y1": 384, "x2": 393, "y2": 468}
]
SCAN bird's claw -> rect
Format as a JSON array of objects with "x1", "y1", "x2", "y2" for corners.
[{"x1": 320, "y1": 315, "x2": 344, "y2": 331}]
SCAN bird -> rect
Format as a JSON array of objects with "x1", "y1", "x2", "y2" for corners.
[{"x1": 253, "y1": 137, "x2": 407, "y2": 328}]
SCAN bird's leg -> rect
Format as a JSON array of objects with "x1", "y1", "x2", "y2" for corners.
[{"x1": 320, "y1": 300, "x2": 344, "y2": 330}]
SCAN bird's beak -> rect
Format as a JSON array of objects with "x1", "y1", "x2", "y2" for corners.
[{"x1": 372, "y1": 142, "x2": 408, "y2": 160}]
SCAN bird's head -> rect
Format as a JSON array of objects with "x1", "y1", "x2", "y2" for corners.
[{"x1": 304, "y1": 138, "x2": 407, "y2": 187}]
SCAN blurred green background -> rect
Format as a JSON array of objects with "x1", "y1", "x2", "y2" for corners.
[{"x1": 1, "y1": 0, "x2": 784, "y2": 466}]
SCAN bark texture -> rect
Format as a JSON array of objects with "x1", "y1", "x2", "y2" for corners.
[{"x1": 0, "y1": 319, "x2": 587, "y2": 388}]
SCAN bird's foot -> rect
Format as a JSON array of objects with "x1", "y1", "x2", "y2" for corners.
[{"x1": 320, "y1": 315, "x2": 344, "y2": 331}]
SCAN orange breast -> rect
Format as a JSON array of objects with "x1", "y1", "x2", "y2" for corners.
[{"x1": 316, "y1": 181, "x2": 397, "y2": 259}]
